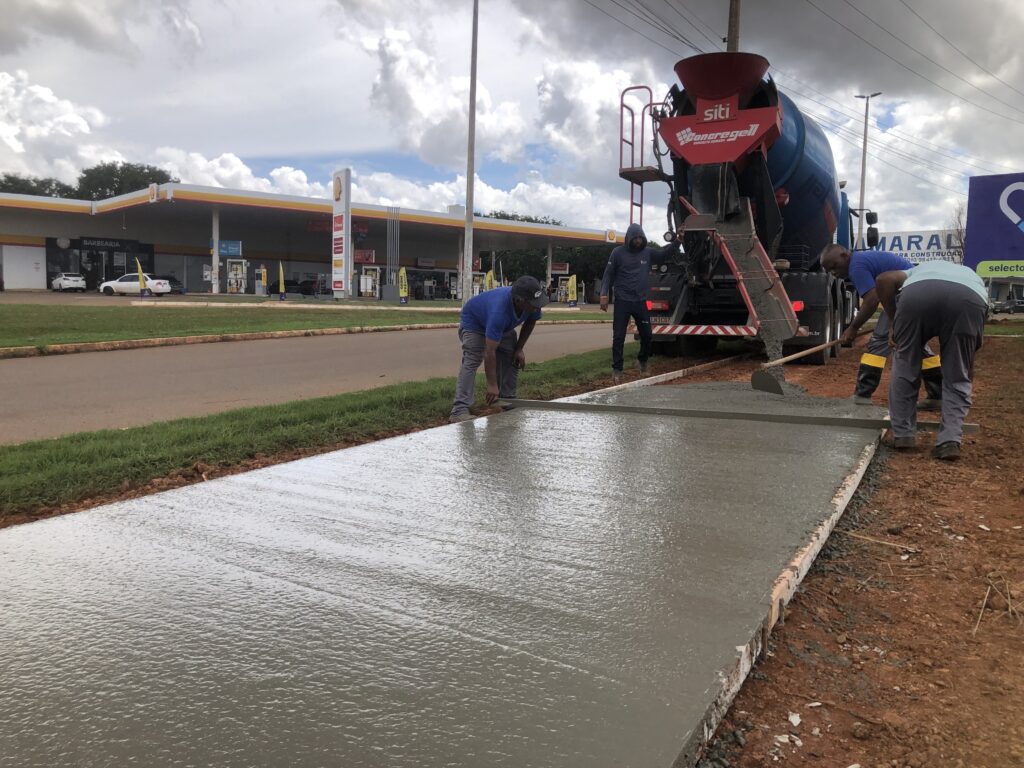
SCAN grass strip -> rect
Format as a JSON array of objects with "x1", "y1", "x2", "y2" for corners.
[
  {"x1": 0, "y1": 343, "x2": 642, "y2": 517},
  {"x1": 0, "y1": 304, "x2": 608, "y2": 348}
]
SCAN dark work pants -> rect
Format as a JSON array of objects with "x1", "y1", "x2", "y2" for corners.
[
  {"x1": 450, "y1": 329, "x2": 519, "y2": 417},
  {"x1": 889, "y1": 281, "x2": 986, "y2": 445},
  {"x1": 612, "y1": 300, "x2": 652, "y2": 372},
  {"x1": 856, "y1": 307, "x2": 941, "y2": 399}
]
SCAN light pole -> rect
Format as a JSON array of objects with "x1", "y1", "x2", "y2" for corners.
[
  {"x1": 855, "y1": 91, "x2": 881, "y2": 249},
  {"x1": 462, "y1": 0, "x2": 479, "y2": 305}
]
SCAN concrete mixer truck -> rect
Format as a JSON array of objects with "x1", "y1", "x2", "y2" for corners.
[{"x1": 619, "y1": 51, "x2": 878, "y2": 363}]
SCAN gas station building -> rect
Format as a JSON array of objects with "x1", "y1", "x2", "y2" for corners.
[{"x1": 0, "y1": 183, "x2": 620, "y2": 299}]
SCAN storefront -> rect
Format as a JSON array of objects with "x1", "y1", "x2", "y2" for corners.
[{"x1": 46, "y1": 237, "x2": 155, "y2": 291}]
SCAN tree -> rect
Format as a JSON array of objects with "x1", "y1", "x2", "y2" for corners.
[
  {"x1": 75, "y1": 162, "x2": 178, "y2": 200},
  {"x1": 946, "y1": 199, "x2": 967, "y2": 251},
  {"x1": 0, "y1": 173, "x2": 76, "y2": 198}
]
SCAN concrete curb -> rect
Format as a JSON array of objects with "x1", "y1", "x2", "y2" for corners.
[
  {"x1": 129, "y1": 299, "x2": 594, "y2": 314},
  {"x1": 0, "y1": 319, "x2": 607, "y2": 360}
]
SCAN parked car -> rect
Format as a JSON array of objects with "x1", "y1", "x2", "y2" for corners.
[
  {"x1": 267, "y1": 279, "x2": 302, "y2": 295},
  {"x1": 153, "y1": 274, "x2": 185, "y2": 294},
  {"x1": 994, "y1": 297, "x2": 1024, "y2": 314},
  {"x1": 98, "y1": 273, "x2": 171, "y2": 296},
  {"x1": 51, "y1": 272, "x2": 87, "y2": 292}
]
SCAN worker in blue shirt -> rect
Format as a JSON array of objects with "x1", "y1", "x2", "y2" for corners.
[
  {"x1": 876, "y1": 261, "x2": 988, "y2": 460},
  {"x1": 449, "y1": 275, "x2": 549, "y2": 423},
  {"x1": 820, "y1": 244, "x2": 942, "y2": 408},
  {"x1": 600, "y1": 223, "x2": 681, "y2": 382}
]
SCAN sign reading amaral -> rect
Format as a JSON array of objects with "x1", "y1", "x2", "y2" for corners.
[
  {"x1": 331, "y1": 168, "x2": 353, "y2": 298},
  {"x1": 963, "y1": 172, "x2": 1024, "y2": 278},
  {"x1": 865, "y1": 230, "x2": 962, "y2": 264}
]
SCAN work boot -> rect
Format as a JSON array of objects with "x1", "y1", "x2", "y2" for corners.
[
  {"x1": 883, "y1": 433, "x2": 916, "y2": 449},
  {"x1": 448, "y1": 412, "x2": 474, "y2": 424},
  {"x1": 931, "y1": 441, "x2": 961, "y2": 461},
  {"x1": 639, "y1": 360, "x2": 649, "y2": 375},
  {"x1": 612, "y1": 370, "x2": 623, "y2": 384},
  {"x1": 854, "y1": 361, "x2": 883, "y2": 401}
]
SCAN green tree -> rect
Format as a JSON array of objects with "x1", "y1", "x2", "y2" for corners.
[
  {"x1": 0, "y1": 173, "x2": 76, "y2": 198},
  {"x1": 75, "y1": 162, "x2": 178, "y2": 200}
]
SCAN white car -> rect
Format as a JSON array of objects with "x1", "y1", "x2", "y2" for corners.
[
  {"x1": 51, "y1": 272, "x2": 87, "y2": 292},
  {"x1": 98, "y1": 273, "x2": 171, "y2": 296}
]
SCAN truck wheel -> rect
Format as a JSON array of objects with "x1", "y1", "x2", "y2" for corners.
[
  {"x1": 652, "y1": 340, "x2": 680, "y2": 358},
  {"x1": 804, "y1": 302, "x2": 834, "y2": 365},
  {"x1": 829, "y1": 290, "x2": 844, "y2": 358},
  {"x1": 678, "y1": 336, "x2": 718, "y2": 357}
]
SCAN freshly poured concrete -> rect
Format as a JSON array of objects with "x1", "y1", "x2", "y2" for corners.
[{"x1": 0, "y1": 383, "x2": 879, "y2": 767}]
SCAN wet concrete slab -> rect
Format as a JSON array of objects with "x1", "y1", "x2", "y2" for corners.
[{"x1": 0, "y1": 383, "x2": 879, "y2": 767}]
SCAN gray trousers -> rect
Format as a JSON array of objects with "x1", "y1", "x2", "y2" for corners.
[
  {"x1": 866, "y1": 307, "x2": 934, "y2": 359},
  {"x1": 450, "y1": 329, "x2": 519, "y2": 417},
  {"x1": 889, "y1": 281, "x2": 986, "y2": 444}
]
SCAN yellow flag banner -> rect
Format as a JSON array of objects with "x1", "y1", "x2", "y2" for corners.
[
  {"x1": 398, "y1": 267, "x2": 409, "y2": 304},
  {"x1": 278, "y1": 261, "x2": 286, "y2": 300},
  {"x1": 567, "y1": 274, "x2": 577, "y2": 306},
  {"x1": 135, "y1": 257, "x2": 151, "y2": 297},
  {"x1": 485, "y1": 270, "x2": 495, "y2": 291}
]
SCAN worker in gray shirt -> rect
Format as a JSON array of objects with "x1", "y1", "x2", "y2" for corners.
[
  {"x1": 875, "y1": 260, "x2": 988, "y2": 461},
  {"x1": 600, "y1": 223, "x2": 681, "y2": 382}
]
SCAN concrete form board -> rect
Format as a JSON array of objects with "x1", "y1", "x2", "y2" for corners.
[{"x1": 0, "y1": 384, "x2": 879, "y2": 767}]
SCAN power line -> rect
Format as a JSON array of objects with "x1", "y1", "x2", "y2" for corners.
[
  {"x1": 628, "y1": 0, "x2": 706, "y2": 52},
  {"x1": 896, "y1": 0, "x2": 1024, "y2": 101},
  {"x1": 801, "y1": 0, "x2": 1024, "y2": 126},
  {"x1": 838, "y1": 0, "x2": 1024, "y2": 116},
  {"x1": 657, "y1": 0, "x2": 723, "y2": 50},
  {"x1": 579, "y1": 0, "x2": 699, "y2": 57},
  {"x1": 770, "y1": 66, "x2": 1015, "y2": 174}
]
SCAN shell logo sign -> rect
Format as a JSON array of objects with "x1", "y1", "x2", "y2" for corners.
[{"x1": 605, "y1": 229, "x2": 617, "y2": 242}]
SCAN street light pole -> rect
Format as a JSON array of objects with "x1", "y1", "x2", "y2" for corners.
[
  {"x1": 462, "y1": 0, "x2": 479, "y2": 305},
  {"x1": 855, "y1": 91, "x2": 881, "y2": 249},
  {"x1": 726, "y1": 0, "x2": 741, "y2": 52}
]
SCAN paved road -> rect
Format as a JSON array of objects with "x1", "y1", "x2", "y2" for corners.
[{"x1": 0, "y1": 324, "x2": 612, "y2": 444}]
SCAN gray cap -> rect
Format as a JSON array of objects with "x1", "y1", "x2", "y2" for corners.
[{"x1": 511, "y1": 275, "x2": 550, "y2": 309}]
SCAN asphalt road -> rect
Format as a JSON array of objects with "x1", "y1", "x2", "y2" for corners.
[{"x1": 0, "y1": 324, "x2": 612, "y2": 444}]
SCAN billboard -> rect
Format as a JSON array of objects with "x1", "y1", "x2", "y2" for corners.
[
  {"x1": 963, "y1": 172, "x2": 1024, "y2": 277},
  {"x1": 868, "y1": 230, "x2": 961, "y2": 264}
]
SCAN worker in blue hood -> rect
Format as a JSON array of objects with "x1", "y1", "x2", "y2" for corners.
[{"x1": 600, "y1": 222, "x2": 682, "y2": 382}]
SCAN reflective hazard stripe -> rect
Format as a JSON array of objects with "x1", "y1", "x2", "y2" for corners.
[
  {"x1": 922, "y1": 355, "x2": 941, "y2": 370},
  {"x1": 649, "y1": 324, "x2": 757, "y2": 336},
  {"x1": 860, "y1": 353, "x2": 888, "y2": 368}
]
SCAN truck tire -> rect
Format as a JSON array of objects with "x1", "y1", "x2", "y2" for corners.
[
  {"x1": 829, "y1": 287, "x2": 844, "y2": 358},
  {"x1": 678, "y1": 336, "x2": 718, "y2": 357},
  {"x1": 804, "y1": 300, "x2": 834, "y2": 365},
  {"x1": 652, "y1": 340, "x2": 681, "y2": 358}
]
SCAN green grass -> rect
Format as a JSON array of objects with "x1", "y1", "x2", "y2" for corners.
[
  {"x1": 984, "y1": 322, "x2": 1024, "y2": 336},
  {"x1": 0, "y1": 344, "x2": 639, "y2": 517},
  {"x1": 0, "y1": 304, "x2": 609, "y2": 347}
]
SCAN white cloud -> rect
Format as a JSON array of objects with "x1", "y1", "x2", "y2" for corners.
[
  {"x1": 363, "y1": 28, "x2": 526, "y2": 169},
  {"x1": 0, "y1": 69, "x2": 118, "y2": 182}
]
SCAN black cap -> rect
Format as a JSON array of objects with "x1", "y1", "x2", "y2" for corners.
[{"x1": 511, "y1": 275, "x2": 550, "y2": 309}]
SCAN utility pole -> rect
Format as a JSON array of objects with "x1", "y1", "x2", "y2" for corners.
[
  {"x1": 855, "y1": 91, "x2": 882, "y2": 249},
  {"x1": 726, "y1": 0, "x2": 741, "y2": 52},
  {"x1": 462, "y1": 0, "x2": 479, "y2": 305}
]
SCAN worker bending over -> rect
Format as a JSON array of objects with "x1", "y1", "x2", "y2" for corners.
[
  {"x1": 820, "y1": 244, "x2": 942, "y2": 408},
  {"x1": 875, "y1": 260, "x2": 987, "y2": 461},
  {"x1": 600, "y1": 223, "x2": 681, "y2": 382},
  {"x1": 449, "y1": 275, "x2": 549, "y2": 423}
]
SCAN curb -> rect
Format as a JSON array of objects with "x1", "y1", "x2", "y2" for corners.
[
  {"x1": 0, "y1": 319, "x2": 608, "y2": 360},
  {"x1": 129, "y1": 299, "x2": 594, "y2": 314}
]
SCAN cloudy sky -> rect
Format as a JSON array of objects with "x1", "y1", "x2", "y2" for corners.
[{"x1": 1, "y1": 0, "x2": 1022, "y2": 232}]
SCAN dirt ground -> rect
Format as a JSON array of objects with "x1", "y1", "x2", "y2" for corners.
[{"x1": 687, "y1": 335, "x2": 1024, "y2": 768}]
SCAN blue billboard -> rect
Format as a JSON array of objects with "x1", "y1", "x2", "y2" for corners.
[{"x1": 963, "y1": 172, "x2": 1024, "y2": 278}]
